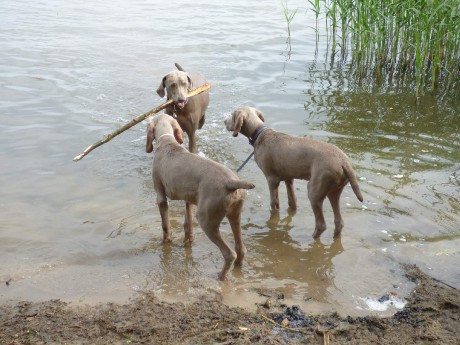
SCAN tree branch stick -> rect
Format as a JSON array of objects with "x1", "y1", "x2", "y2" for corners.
[{"x1": 73, "y1": 83, "x2": 211, "y2": 162}]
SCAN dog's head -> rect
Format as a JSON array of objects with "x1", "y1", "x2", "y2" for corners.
[
  {"x1": 156, "y1": 70, "x2": 193, "y2": 109},
  {"x1": 225, "y1": 107, "x2": 265, "y2": 137},
  {"x1": 146, "y1": 114, "x2": 184, "y2": 153}
]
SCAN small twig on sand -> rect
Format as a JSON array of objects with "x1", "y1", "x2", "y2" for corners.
[
  {"x1": 73, "y1": 83, "x2": 211, "y2": 162},
  {"x1": 315, "y1": 328, "x2": 330, "y2": 345}
]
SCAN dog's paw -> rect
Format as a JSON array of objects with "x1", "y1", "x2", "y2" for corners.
[{"x1": 162, "y1": 237, "x2": 173, "y2": 245}]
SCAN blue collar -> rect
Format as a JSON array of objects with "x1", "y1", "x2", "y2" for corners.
[{"x1": 249, "y1": 126, "x2": 267, "y2": 146}]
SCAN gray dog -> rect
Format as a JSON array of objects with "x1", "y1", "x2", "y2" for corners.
[
  {"x1": 156, "y1": 63, "x2": 209, "y2": 153},
  {"x1": 146, "y1": 114, "x2": 255, "y2": 280},
  {"x1": 225, "y1": 106, "x2": 363, "y2": 239}
]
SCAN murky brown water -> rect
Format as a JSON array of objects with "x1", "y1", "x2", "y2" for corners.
[{"x1": 1, "y1": 0, "x2": 459, "y2": 316}]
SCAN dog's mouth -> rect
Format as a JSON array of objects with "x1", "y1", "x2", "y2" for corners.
[{"x1": 174, "y1": 99, "x2": 187, "y2": 109}]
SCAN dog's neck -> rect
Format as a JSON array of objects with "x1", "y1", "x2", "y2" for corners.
[
  {"x1": 248, "y1": 125, "x2": 267, "y2": 146},
  {"x1": 156, "y1": 133, "x2": 174, "y2": 143}
]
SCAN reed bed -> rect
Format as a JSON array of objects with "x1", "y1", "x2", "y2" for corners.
[{"x1": 308, "y1": 0, "x2": 460, "y2": 98}]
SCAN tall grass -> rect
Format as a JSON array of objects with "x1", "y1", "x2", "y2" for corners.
[
  {"x1": 282, "y1": 0, "x2": 298, "y2": 53},
  {"x1": 310, "y1": 0, "x2": 460, "y2": 98}
]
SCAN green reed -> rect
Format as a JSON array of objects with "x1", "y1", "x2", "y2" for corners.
[
  {"x1": 311, "y1": 0, "x2": 460, "y2": 98},
  {"x1": 282, "y1": 0, "x2": 298, "y2": 53}
]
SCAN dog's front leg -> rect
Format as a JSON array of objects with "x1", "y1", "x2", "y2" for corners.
[
  {"x1": 188, "y1": 133, "x2": 197, "y2": 154},
  {"x1": 183, "y1": 202, "x2": 195, "y2": 245},
  {"x1": 285, "y1": 179, "x2": 297, "y2": 210},
  {"x1": 157, "y1": 194, "x2": 172, "y2": 243},
  {"x1": 267, "y1": 177, "x2": 281, "y2": 211}
]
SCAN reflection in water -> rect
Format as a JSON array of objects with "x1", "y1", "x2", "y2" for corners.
[
  {"x1": 142, "y1": 242, "x2": 203, "y2": 297},
  {"x1": 302, "y1": 62, "x2": 460, "y2": 236},
  {"x1": 247, "y1": 211, "x2": 344, "y2": 302},
  {"x1": 159, "y1": 244, "x2": 196, "y2": 279}
]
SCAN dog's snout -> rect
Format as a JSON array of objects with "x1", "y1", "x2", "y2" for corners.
[{"x1": 224, "y1": 115, "x2": 233, "y2": 131}]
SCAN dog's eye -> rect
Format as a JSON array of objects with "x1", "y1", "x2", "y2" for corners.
[{"x1": 170, "y1": 83, "x2": 177, "y2": 88}]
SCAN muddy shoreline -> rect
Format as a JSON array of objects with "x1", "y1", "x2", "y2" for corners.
[{"x1": 1, "y1": 265, "x2": 458, "y2": 344}]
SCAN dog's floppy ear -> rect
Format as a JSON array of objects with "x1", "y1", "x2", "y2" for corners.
[
  {"x1": 156, "y1": 76, "x2": 166, "y2": 98},
  {"x1": 146, "y1": 122, "x2": 155, "y2": 153},
  {"x1": 232, "y1": 111, "x2": 246, "y2": 137},
  {"x1": 255, "y1": 109, "x2": 265, "y2": 122},
  {"x1": 171, "y1": 118, "x2": 184, "y2": 144},
  {"x1": 187, "y1": 74, "x2": 193, "y2": 91}
]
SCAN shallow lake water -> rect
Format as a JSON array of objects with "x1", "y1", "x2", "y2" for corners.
[{"x1": 1, "y1": 0, "x2": 459, "y2": 316}]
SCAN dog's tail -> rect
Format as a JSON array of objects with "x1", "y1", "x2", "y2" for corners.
[
  {"x1": 174, "y1": 63, "x2": 185, "y2": 72},
  {"x1": 343, "y1": 163, "x2": 364, "y2": 202},
  {"x1": 225, "y1": 180, "x2": 255, "y2": 192}
]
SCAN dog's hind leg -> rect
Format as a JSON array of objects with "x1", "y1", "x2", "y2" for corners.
[
  {"x1": 198, "y1": 208, "x2": 236, "y2": 280},
  {"x1": 328, "y1": 186, "x2": 345, "y2": 238},
  {"x1": 203, "y1": 225, "x2": 236, "y2": 280},
  {"x1": 226, "y1": 199, "x2": 247, "y2": 268},
  {"x1": 308, "y1": 179, "x2": 328, "y2": 239}
]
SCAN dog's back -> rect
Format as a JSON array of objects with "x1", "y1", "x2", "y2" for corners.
[
  {"x1": 254, "y1": 129, "x2": 362, "y2": 201},
  {"x1": 253, "y1": 130, "x2": 337, "y2": 177},
  {"x1": 153, "y1": 140, "x2": 253, "y2": 205}
]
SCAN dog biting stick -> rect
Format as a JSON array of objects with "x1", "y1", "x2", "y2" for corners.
[{"x1": 73, "y1": 83, "x2": 211, "y2": 162}]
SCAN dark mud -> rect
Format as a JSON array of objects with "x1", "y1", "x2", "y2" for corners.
[{"x1": 0, "y1": 265, "x2": 458, "y2": 344}]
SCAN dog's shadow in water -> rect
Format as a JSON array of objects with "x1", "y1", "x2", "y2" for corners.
[{"x1": 240, "y1": 209, "x2": 344, "y2": 302}]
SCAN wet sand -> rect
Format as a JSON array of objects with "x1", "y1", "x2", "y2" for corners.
[{"x1": 1, "y1": 265, "x2": 458, "y2": 344}]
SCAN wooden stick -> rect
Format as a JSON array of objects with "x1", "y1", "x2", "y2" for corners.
[{"x1": 73, "y1": 83, "x2": 211, "y2": 162}]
